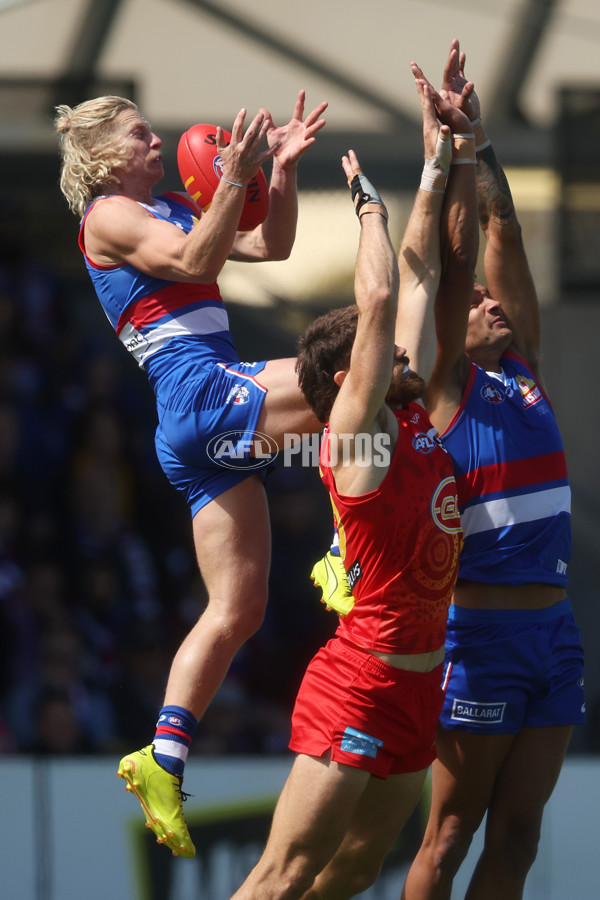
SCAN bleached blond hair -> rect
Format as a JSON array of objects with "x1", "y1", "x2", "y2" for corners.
[{"x1": 55, "y1": 95, "x2": 140, "y2": 217}]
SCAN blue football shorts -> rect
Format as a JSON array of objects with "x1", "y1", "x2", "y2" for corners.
[
  {"x1": 155, "y1": 359, "x2": 276, "y2": 516},
  {"x1": 439, "y1": 598, "x2": 585, "y2": 733}
]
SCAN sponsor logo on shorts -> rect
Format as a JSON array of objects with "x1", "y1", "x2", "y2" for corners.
[
  {"x1": 480, "y1": 383, "x2": 505, "y2": 404},
  {"x1": 450, "y1": 699, "x2": 506, "y2": 724},
  {"x1": 556, "y1": 558, "x2": 568, "y2": 575},
  {"x1": 340, "y1": 726, "x2": 383, "y2": 759},
  {"x1": 207, "y1": 430, "x2": 279, "y2": 469}
]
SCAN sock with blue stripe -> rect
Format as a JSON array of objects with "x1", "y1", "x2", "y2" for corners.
[{"x1": 152, "y1": 705, "x2": 198, "y2": 778}]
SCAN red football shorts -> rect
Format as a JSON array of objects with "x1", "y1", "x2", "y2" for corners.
[{"x1": 289, "y1": 636, "x2": 444, "y2": 778}]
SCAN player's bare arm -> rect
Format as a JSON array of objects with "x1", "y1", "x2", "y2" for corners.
[
  {"x1": 414, "y1": 58, "x2": 478, "y2": 433},
  {"x1": 442, "y1": 40, "x2": 541, "y2": 369},
  {"x1": 85, "y1": 108, "x2": 279, "y2": 280},
  {"x1": 328, "y1": 151, "x2": 399, "y2": 497},
  {"x1": 396, "y1": 74, "x2": 450, "y2": 383},
  {"x1": 476, "y1": 143, "x2": 541, "y2": 368}
]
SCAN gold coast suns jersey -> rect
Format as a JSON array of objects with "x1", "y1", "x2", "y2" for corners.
[{"x1": 320, "y1": 403, "x2": 462, "y2": 654}]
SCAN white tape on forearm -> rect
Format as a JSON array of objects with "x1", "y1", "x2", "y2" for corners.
[{"x1": 420, "y1": 157, "x2": 448, "y2": 193}]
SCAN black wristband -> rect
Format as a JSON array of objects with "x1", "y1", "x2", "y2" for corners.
[{"x1": 350, "y1": 172, "x2": 386, "y2": 218}]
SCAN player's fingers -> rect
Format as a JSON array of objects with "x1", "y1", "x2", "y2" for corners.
[
  {"x1": 304, "y1": 101, "x2": 328, "y2": 127},
  {"x1": 341, "y1": 150, "x2": 361, "y2": 186},
  {"x1": 411, "y1": 61, "x2": 425, "y2": 81},
  {"x1": 230, "y1": 108, "x2": 247, "y2": 143},
  {"x1": 292, "y1": 89, "x2": 306, "y2": 120},
  {"x1": 244, "y1": 111, "x2": 266, "y2": 144}
]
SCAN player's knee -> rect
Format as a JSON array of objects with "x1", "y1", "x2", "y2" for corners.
[
  {"x1": 343, "y1": 861, "x2": 383, "y2": 896},
  {"x1": 203, "y1": 588, "x2": 267, "y2": 645},
  {"x1": 430, "y1": 817, "x2": 475, "y2": 876},
  {"x1": 494, "y1": 823, "x2": 541, "y2": 875},
  {"x1": 231, "y1": 591, "x2": 267, "y2": 638},
  {"x1": 263, "y1": 855, "x2": 319, "y2": 900}
]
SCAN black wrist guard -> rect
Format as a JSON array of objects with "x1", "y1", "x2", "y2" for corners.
[{"x1": 350, "y1": 172, "x2": 386, "y2": 218}]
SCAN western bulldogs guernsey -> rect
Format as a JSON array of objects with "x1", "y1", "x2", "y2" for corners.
[
  {"x1": 78, "y1": 192, "x2": 238, "y2": 401},
  {"x1": 442, "y1": 352, "x2": 571, "y2": 586},
  {"x1": 320, "y1": 404, "x2": 463, "y2": 655}
]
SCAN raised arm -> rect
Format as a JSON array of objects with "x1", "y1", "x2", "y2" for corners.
[
  {"x1": 230, "y1": 91, "x2": 328, "y2": 262},
  {"x1": 327, "y1": 155, "x2": 398, "y2": 491},
  {"x1": 423, "y1": 52, "x2": 479, "y2": 431},
  {"x1": 396, "y1": 75, "x2": 451, "y2": 384},
  {"x1": 443, "y1": 39, "x2": 540, "y2": 370},
  {"x1": 84, "y1": 108, "x2": 276, "y2": 283}
]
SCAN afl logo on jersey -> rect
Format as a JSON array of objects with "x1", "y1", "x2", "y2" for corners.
[
  {"x1": 480, "y1": 382, "x2": 505, "y2": 404},
  {"x1": 431, "y1": 477, "x2": 462, "y2": 535},
  {"x1": 413, "y1": 432, "x2": 436, "y2": 454}
]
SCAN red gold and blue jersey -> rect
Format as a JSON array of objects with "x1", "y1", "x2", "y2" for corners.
[
  {"x1": 78, "y1": 192, "x2": 238, "y2": 398},
  {"x1": 441, "y1": 352, "x2": 571, "y2": 587},
  {"x1": 320, "y1": 403, "x2": 462, "y2": 655}
]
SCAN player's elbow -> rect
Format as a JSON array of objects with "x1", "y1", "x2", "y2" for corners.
[{"x1": 180, "y1": 253, "x2": 224, "y2": 284}]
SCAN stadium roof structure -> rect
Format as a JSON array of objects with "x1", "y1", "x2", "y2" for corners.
[{"x1": 0, "y1": 0, "x2": 600, "y2": 185}]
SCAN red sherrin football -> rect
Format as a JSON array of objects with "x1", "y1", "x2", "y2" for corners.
[{"x1": 177, "y1": 123, "x2": 269, "y2": 231}]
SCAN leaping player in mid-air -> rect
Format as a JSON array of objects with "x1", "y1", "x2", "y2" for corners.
[{"x1": 55, "y1": 90, "x2": 327, "y2": 857}]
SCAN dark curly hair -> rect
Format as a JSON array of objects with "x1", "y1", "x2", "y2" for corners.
[{"x1": 296, "y1": 305, "x2": 358, "y2": 422}]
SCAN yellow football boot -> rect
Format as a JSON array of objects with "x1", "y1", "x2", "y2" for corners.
[
  {"x1": 310, "y1": 551, "x2": 355, "y2": 617},
  {"x1": 117, "y1": 745, "x2": 195, "y2": 858}
]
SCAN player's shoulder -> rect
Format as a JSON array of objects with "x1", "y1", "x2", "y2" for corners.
[
  {"x1": 86, "y1": 193, "x2": 145, "y2": 220},
  {"x1": 86, "y1": 195, "x2": 159, "y2": 240}
]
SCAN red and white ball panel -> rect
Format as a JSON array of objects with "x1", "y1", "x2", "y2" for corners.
[{"x1": 177, "y1": 123, "x2": 269, "y2": 231}]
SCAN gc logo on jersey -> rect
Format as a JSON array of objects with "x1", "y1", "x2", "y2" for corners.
[{"x1": 431, "y1": 477, "x2": 462, "y2": 535}]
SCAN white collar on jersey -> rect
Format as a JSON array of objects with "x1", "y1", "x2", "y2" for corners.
[
  {"x1": 486, "y1": 367, "x2": 513, "y2": 387},
  {"x1": 138, "y1": 198, "x2": 172, "y2": 218}
]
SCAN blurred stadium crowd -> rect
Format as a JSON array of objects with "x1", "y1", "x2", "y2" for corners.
[{"x1": 0, "y1": 201, "x2": 335, "y2": 758}]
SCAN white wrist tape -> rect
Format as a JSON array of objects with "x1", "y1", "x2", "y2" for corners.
[
  {"x1": 469, "y1": 117, "x2": 491, "y2": 153},
  {"x1": 420, "y1": 130, "x2": 452, "y2": 193},
  {"x1": 451, "y1": 133, "x2": 477, "y2": 165}
]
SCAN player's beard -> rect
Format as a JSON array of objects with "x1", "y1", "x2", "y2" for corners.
[{"x1": 385, "y1": 364, "x2": 426, "y2": 407}]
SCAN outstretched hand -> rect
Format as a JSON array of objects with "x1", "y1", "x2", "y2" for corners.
[
  {"x1": 216, "y1": 109, "x2": 278, "y2": 185},
  {"x1": 442, "y1": 38, "x2": 480, "y2": 121},
  {"x1": 262, "y1": 90, "x2": 328, "y2": 170},
  {"x1": 413, "y1": 73, "x2": 451, "y2": 161},
  {"x1": 342, "y1": 149, "x2": 387, "y2": 220},
  {"x1": 411, "y1": 62, "x2": 472, "y2": 135}
]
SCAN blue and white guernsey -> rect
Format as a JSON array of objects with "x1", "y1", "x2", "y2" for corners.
[
  {"x1": 441, "y1": 351, "x2": 571, "y2": 586},
  {"x1": 78, "y1": 192, "x2": 239, "y2": 402}
]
